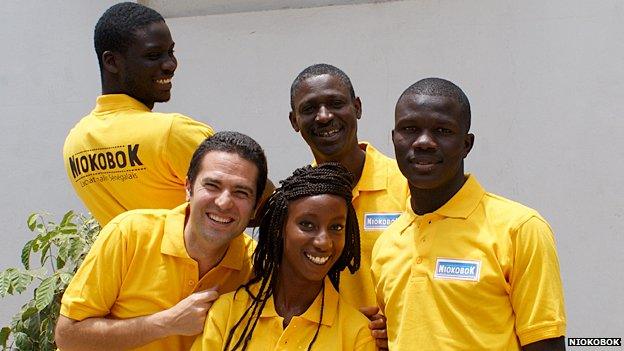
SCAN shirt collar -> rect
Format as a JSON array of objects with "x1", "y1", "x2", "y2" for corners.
[
  {"x1": 396, "y1": 175, "x2": 485, "y2": 235},
  {"x1": 434, "y1": 174, "x2": 485, "y2": 219},
  {"x1": 161, "y1": 203, "x2": 249, "y2": 271},
  {"x1": 259, "y1": 277, "x2": 338, "y2": 327},
  {"x1": 218, "y1": 234, "x2": 248, "y2": 271},
  {"x1": 354, "y1": 142, "x2": 389, "y2": 193},
  {"x1": 161, "y1": 203, "x2": 191, "y2": 259},
  {"x1": 93, "y1": 94, "x2": 151, "y2": 114}
]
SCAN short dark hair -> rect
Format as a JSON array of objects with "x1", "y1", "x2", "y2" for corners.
[
  {"x1": 94, "y1": 2, "x2": 164, "y2": 68},
  {"x1": 290, "y1": 63, "x2": 356, "y2": 110},
  {"x1": 398, "y1": 77, "x2": 471, "y2": 131},
  {"x1": 224, "y1": 162, "x2": 360, "y2": 351},
  {"x1": 186, "y1": 131, "x2": 268, "y2": 205}
]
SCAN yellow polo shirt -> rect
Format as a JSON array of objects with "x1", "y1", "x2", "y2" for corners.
[
  {"x1": 60, "y1": 203, "x2": 254, "y2": 351},
  {"x1": 339, "y1": 142, "x2": 409, "y2": 309},
  {"x1": 191, "y1": 278, "x2": 376, "y2": 351},
  {"x1": 63, "y1": 94, "x2": 214, "y2": 225},
  {"x1": 371, "y1": 175, "x2": 566, "y2": 350}
]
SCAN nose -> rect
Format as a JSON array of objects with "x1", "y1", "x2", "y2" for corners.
[
  {"x1": 315, "y1": 105, "x2": 333, "y2": 124},
  {"x1": 313, "y1": 230, "x2": 333, "y2": 252},
  {"x1": 412, "y1": 130, "x2": 437, "y2": 150},
  {"x1": 162, "y1": 53, "x2": 177, "y2": 73},
  {"x1": 214, "y1": 191, "x2": 233, "y2": 210}
]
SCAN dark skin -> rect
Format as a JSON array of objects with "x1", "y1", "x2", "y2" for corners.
[
  {"x1": 100, "y1": 21, "x2": 177, "y2": 110},
  {"x1": 523, "y1": 336, "x2": 566, "y2": 351},
  {"x1": 393, "y1": 93, "x2": 565, "y2": 350},
  {"x1": 392, "y1": 93, "x2": 474, "y2": 215},
  {"x1": 290, "y1": 74, "x2": 387, "y2": 349},
  {"x1": 289, "y1": 74, "x2": 366, "y2": 185},
  {"x1": 100, "y1": 20, "x2": 274, "y2": 226},
  {"x1": 274, "y1": 195, "x2": 347, "y2": 327}
]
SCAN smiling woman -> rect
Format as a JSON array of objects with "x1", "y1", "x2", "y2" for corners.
[{"x1": 190, "y1": 163, "x2": 376, "y2": 351}]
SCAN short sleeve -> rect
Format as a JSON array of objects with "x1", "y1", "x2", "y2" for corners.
[
  {"x1": 60, "y1": 221, "x2": 128, "y2": 321},
  {"x1": 166, "y1": 115, "x2": 215, "y2": 180},
  {"x1": 509, "y1": 216, "x2": 566, "y2": 345}
]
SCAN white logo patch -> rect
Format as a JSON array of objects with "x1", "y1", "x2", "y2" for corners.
[
  {"x1": 434, "y1": 258, "x2": 481, "y2": 281},
  {"x1": 363, "y1": 213, "x2": 401, "y2": 230}
]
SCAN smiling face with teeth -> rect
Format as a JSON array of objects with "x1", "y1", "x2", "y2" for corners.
[
  {"x1": 280, "y1": 194, "x2": 347, "y2": 286},
  {"x1": 184, "y1": 150, "x2": 258, "y2": 258},
  {"x1": 393, "y1": 93, "x2": 474, "y2": 198},
  {"x1": 111, "y1": 21, "x2": 177, "y2": 109},
  {"x1": 289, "y1": 74, "x2": 362, "y2": 164}
]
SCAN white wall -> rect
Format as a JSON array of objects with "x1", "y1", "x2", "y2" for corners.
[
  {"x1": 0, "y1": 0, "x2": 120, "y2": 324},
  {"x1": 1, "y1": 0, "x2": 622, "y2": 343}
]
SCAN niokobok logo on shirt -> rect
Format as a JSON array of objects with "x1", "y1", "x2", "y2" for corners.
[
  {"x1": 434, "y1": 258, "x2": 481, "y2": 281},
  {"x1": 364, "y1": 213, "x2": 401, "y2": 230}
]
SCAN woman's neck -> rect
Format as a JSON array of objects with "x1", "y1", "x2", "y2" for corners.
[{"x1": 273, "y1": 271, "x2": 323, "y2": 327}]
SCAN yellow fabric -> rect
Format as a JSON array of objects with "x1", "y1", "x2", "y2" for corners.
[
  {"x1": 60, "y1": 203, "x2": 254, "y2": 351},
  {"x1": 191, "y1": 278, "x2": 376, "y2": 351},
  {"x1": 339, "y1": 142, "x2": 409, "y2": 309},
  {"x1": 371, "y1": 175, "x2": 566, "y2": 351},
  {"x1": 63, "y1": 94, "x2": 214, "y2": 225}
]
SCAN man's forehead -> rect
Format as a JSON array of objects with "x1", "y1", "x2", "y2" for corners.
[
  {"x1": 397, "y1": 94, "x2": 461, "y2": 113},
  {"x1": 199, "y1": 151, "x2": 256, "y2": 177},
  {"x1": 128, "y1": 21, "x2": 171, "y2": 46},
  {"x1": 296, "y1": 74, "x2": 350, "y2": 98}
]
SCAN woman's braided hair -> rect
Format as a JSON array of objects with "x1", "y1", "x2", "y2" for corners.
[{"x1": 223, "y1": 162, "x2": 361, "y2": 351}]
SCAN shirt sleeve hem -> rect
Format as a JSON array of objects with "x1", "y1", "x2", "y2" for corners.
[
  {"x1": 518, "y1": 322, "x2": 566, "y2": 346},
  {"x1": 60, "y1": 303, "x2": 107, "y2": 322}
]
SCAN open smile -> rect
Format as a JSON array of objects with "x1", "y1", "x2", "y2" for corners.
[
  {"x1": 155, "y1": 77, "x2": 172, "y2": 85},
  {"x1": 304, "y1": 252, "x2": 331, "y2": 265},
  {"x1": 312, "y1": 126, "x2": 342, "y2": 138},
  {"x1": 207, "y1": 213, "x2": 234, "y2": 225}
]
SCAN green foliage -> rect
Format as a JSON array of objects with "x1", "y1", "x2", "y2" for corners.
[{"x1": 0, "y1": 211, "x2": 100, "y2": 350}]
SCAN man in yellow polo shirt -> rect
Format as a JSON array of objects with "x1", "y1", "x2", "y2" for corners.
[
  {"x1": 289, "y1": 64, "x2": 409, "y2": 348},
  {"x1": 372, "y1": 78, "x2": 566, "y2": 350},
  {"x1": 55, "y1": 131, "x2": 268, "y2": 351},
  {"x1": 63, "y1": 2, "x2": 214, "y2": 226}
]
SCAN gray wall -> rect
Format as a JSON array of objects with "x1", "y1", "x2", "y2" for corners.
[{"x1": 1, "y1": 0, "x2": 622, "y2": 344}]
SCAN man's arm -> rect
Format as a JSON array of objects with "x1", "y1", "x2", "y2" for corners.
[
  {"x1": 510, "y1": 216, "x2": 567, "y2": 347},
  {"x1": 522, "y1": 336, "x2": 565, "y2": 351},
  {"x1": 55, "y1": 289, "x2": 218, "y2": 351}
]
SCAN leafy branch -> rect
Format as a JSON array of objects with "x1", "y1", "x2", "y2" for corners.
[{"x1": 0, "y1": 211, "x2": 100, "y2": 350}]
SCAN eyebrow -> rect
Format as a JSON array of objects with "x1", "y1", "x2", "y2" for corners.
[{"x1": 201, "y1": 176, "x2": 255, "y2": 195}]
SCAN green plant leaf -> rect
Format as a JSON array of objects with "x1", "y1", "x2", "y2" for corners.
[
  {"x1": 57, "y1": 272, "x2": 73, "y2": 286},
  {"x1": 56, "y1": 256, "x2": 66, "y2": 270},
  {"x1": 35, "y1": 276, "x2": 57, "y2": 312},
  {"x1": 13, "y1": 331, "x2": 32, "y2": 350},
  {"x1": 60, "y1": 226, "x2": 77, "y2": 235},
  {"x1": 20, "y1": 306, "x2": 38, "y2": 322},
  {"x1": 39, "y1": 243, "x2": 51, "y2": 267},
  {"x1": 0, "y1": 269, "x2": 14, "y2": 297},
  {"x1": 21, "y1": 240, "x2": 34, "y2": 270},
  {"x1": 68, "y1": 239, "x2": 85, "y2": 261},
  {"x1": 10, "y1": 271, "x2": 33, "y2": 294},
  {"x1": 0, "y1": 327, "x2": 10, "y2": 349},
  {"x1": 27, "y1": 213, "x2": 38, "y2": 232},
  {"x1": 60, "y1": 211, "x2": 74, "y2": 227}
]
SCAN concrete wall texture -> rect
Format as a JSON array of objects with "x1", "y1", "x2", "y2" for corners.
[{"x1": 1, "y1": 0, "x2": 622, "y2": 343}]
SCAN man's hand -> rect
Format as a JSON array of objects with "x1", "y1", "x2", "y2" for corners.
[
  {"x1": 359, "y1": 306, "x2": 388, "y2": 350},
  {"x1": 155, "y1": 289, "x2": 219, "y2": 336},
  {"x1": 55, "y1": 289, "x2": 219, "y2": 351}
]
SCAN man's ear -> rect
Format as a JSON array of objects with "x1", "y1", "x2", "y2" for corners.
[
  {"x1": 102, "y1": 50, "x2": 121, "y2": 74},
  {"x1": 184, "y1": 178, "x2": 192, "y2": 201},
  {"x1": 288, "y1": 111, "x2": 300, "y2": 132},
  {"x1": 463, "y1": 133, "x2": 475, "y2": 159},
  {"x1": 354, "y1": 97, "x2": 362, "y2": 120}
]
